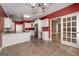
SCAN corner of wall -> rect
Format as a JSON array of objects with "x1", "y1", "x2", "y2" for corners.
[{"x1": 0, "y1": 47, "x2": 3, "y2": 52}]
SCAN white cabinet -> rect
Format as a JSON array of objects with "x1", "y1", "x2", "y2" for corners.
[
  {"x1": 41, "y1": 19, "x2": 49, "y2": 27},
  {"x1": 25, "y1": 23, "x2": 31, "y2": 28},
  {"x1": 42, "y1": 31, "x2": 49, "y2": 41},
  {"x1": 2, "y1": 32, "x2": 30, "y2": 47},
  {"x1": 4, "y1": 18, "x2": 12, "y2": 28},
  {"x1": 16, "y1": 24, "x2": 23, "y2": 32}
]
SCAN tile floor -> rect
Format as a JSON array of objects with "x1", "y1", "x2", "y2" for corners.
[{"x1": 0, "y1": 37, "x2": 79, "y2": 56}]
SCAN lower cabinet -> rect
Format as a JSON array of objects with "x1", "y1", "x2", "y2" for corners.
[
  {"x1": 2, "y1": 32, "x2": 30, "y2": 48},
  {"x1": 42, "y1": 31, "x2": 49, "y2": 41}
]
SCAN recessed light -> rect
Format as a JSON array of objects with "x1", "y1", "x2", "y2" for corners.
[{"x1": 24, "y1": 14, "x2": 31, "y2": 18}]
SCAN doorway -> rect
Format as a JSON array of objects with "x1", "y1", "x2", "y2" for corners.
[
  {"x1": 52, "y1": 18, "x2": 61, "y2": 43},
  {"x1": 34, "y1": 24, "x2": 38, "y2": 38}
]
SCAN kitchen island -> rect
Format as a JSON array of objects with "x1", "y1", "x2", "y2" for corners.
[{"x1": 2, "y1": 32, "x2": 30, "y2": 48}]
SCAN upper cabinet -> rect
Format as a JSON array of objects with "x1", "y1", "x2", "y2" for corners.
[
  {"x1": 41, "y1": 19, "x2": 49, "y2": 27},
  {"x1": 24, "y1": 23, "x2": 31, "y2": 28},
  {"x1": 4, "y1": 18, "x2": 12, "y2": 28},
  {"x1": 16, "y1": 24, "x2": 23, "y2": 32}
]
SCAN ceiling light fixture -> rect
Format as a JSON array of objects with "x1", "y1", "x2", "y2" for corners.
[
  {"x1": 31, "y1": 3, "x2": 36, "y2": 6},
  {"x1": 30, "y1": 3, "x2": 52, "y2": 15},
  {"x1": 24, "y1": 14, "x2": 31, "y2": 18}
]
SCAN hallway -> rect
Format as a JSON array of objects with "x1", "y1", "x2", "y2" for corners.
[{"x1": 1, "y1": 37, "x2": 79, "y2": 56}]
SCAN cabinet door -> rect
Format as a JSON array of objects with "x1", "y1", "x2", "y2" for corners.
[
  {"x1": 16, "y1": 24, "x2": 23, "y2": 32},
  {"x1": 4, "y1": 18, "x2": 12, "y2": 28}
]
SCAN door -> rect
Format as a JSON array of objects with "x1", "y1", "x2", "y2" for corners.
[
  {"x1": 62, "y1": 16, "x2": 77, "y2": 44},
  {"x1": 34, "y1": 24, "x2": 38, "y2": 38}
]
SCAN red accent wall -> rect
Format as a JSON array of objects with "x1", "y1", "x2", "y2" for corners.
[
  {"x1": 0, "y1": 17, "x2": 4, "y2": 48},
  {"x1": 0, "y1": 5, "x2": 7, "y2": 17},
  {"x1": 42, "y1": 27, "x2": 49, "y2": 31},
  {"x1": 15, "y1": 21, "x2": 23, "y2": 24},
  {"x1": 23, "y1": 20, "x2": 34, "y2": 23},
  {"x1": 13, "y1": 20, "x2": 35, "y2": 32},
  {"x1": 25, "y1": 28, "x2": 34, "y2": 30},
  {"x1": 0, "y1": 5, "x2": 7, "y2": 48},
  {"x1": 40, "y1": 3, "x2": 79, "y2": 19}
]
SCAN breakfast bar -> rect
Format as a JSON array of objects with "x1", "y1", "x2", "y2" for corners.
[{"x1": 2, "y1": 32, "x2": 30, "y2": 48}]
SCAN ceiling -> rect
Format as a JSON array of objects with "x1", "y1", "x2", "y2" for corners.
[{"x1": 1, "y1": 3, "x2": 73, "y2": 20}]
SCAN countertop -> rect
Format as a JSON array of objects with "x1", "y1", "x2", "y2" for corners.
[{"x1": 2, "y1": 31, "x2": 30, "y2": 35}]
